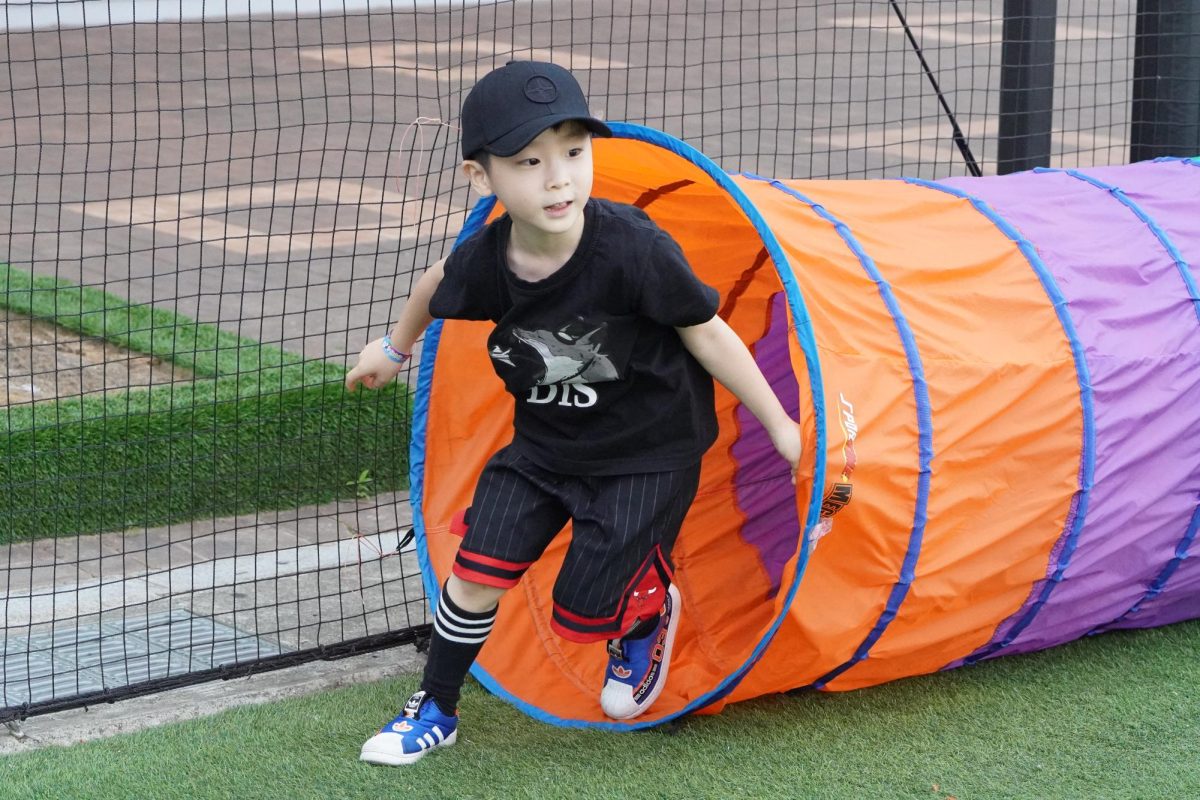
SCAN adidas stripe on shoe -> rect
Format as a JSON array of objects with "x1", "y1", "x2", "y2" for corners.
[
  {"x1": 600, "y1": 583, "x2": 681, "y2": 720},
  {"x1": 360, "y1": 690, "x2": 458, "y2": 766}
]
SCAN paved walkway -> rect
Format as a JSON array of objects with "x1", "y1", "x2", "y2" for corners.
[{"x1": 0, "y1": 645, "x2": 424, "y2": 753}]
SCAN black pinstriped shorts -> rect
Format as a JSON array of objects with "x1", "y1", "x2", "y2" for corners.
[{"x1": 451, "y1": 446, "x2": 702, "y2": 643}]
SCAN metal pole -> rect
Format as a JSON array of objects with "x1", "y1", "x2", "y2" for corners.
[
  {"x1": 1131, "y1": 0, "x2": 1200, "y2": 162},
  {"x1": 997, "y1": 0, "x2": 1058, "y2": 174}
]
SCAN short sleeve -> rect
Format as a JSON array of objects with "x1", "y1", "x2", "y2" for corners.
[
  {"x1": 635, "y1": 230, "x2": 720, "y2": 327},
  {"x1": 427, "y1": 230, "x2": 502, "y2": 321}
]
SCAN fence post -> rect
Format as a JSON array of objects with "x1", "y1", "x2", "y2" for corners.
[
  {"x1": 1131, "y1": 0, "x2": 1200, "y2": 162},
  {"x1": 998, "y1": 0, "x2": 1058, "y2": 174}
]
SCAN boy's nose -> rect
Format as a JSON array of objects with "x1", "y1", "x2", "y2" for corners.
[{"x1": 545, "y1": 160, "x2": 570, "y2": 189}]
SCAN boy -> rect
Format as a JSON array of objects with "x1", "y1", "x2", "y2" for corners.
[{"x1": 347, "y1": 61, "x2": 801, "y2": 766}]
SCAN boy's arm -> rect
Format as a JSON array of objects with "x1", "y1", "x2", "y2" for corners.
[
  {"x1": 677, "y1": 315, "x2": 802, "y2": 483},
  {"x1": 345, "y1": 258, "x2": 446, "y2": 392}
]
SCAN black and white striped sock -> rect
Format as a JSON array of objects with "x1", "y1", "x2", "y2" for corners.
[{"x1": 419, "y1": 583, "x2": 497, "y2": 715}]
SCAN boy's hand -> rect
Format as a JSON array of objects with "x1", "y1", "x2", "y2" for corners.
[
  {"x1": 345, "y1": 337, "x2": 407, "y2": 392},
  {"x1": 769, "y1": 421, "x2": 803, "y2": 485}
]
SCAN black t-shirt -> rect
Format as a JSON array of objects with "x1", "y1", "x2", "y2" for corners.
[{"x1": 429, "y1": 198, "x2": 720, "y2": 475}]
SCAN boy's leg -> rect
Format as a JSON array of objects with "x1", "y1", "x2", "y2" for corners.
[
  {"x1": 360, "y1": 576, "x2": 501, "y2": 766},
  {"x1": 361, "y1": 446, "x2": 568, "y2": 765},
  {"x1": 548, "y1": 464, "x2": 702, "y2": 720},
  {"x1": 419, "y1": 575, "x2": 503, "y2": 713}
]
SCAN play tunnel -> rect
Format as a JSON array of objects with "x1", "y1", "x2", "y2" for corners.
[{"x1": 410, "y1": 123, "x2": 1200, "y2": 728}]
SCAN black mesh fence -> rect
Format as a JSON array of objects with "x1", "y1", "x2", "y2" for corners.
[{"x1": 2, "y1": 0, "x2": 1197, "y2": 722}]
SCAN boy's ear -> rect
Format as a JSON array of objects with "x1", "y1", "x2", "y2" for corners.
[{"x1": 461, "y1": 160, "x2": 493, "y2": 196}]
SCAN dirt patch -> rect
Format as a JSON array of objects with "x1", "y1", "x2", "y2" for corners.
[{"x1": 1, "y1": 309, "x2": 194, "y2": 406}]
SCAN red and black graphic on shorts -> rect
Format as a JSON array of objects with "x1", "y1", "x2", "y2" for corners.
[{"x1": 551, "y1": 546, "x2": 674, "y2": 643}]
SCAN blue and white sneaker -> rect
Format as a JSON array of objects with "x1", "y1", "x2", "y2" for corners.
[
  {"x1": 360, "y1": 690, "x2": 458, "y2": 766},
  {"x1": 600, "y1": 583, "x2": 681, "y2": 720}
]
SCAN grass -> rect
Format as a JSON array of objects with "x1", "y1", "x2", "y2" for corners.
[
  {"x1": 2, "y1": 619, "x2": 1198, "y2": 799},
  {"x1": 0, "y1": 263, "x2": 297, "y2": 382},
  {"x1": 0, "y1": 264, "x2": 410, "y2": 542}
]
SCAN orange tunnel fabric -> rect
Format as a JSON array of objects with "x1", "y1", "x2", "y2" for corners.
[{"x1": 409, "y1": 124, "x2": 1200, "y2": 728}]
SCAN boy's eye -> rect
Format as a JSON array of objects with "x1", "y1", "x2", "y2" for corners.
[
  {"x1": 521, "y1": 158, "x2": 540, "y2": 166},
  {"x1": 568, "y1": 148, "x2": 583, "y2": 157}
]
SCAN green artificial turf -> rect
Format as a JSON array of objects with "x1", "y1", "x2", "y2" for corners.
[
  {"x1": 2, "y1": 619, "x2": 1197, "y2": 799},
  {"x1": 0, "y1": 265, "x2": 410, "y2": 542}
]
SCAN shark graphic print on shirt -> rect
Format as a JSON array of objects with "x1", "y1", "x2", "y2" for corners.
[{"x1": 493, "y1": 318, "x2": 624, "y2": 387}]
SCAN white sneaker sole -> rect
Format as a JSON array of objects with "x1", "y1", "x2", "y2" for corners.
[
  {"x1": 359, "y1": 729, "x2": 457, "y2": 766},
  {"x1": 601, "y1": 583, "x2": 682, "y2": 720}
]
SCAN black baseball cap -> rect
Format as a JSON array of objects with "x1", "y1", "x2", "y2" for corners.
[{"x1": 460, "y1": 61, "x2": 613, "y2": 159}]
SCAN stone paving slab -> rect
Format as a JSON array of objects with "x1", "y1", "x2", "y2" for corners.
[
  {"x1": 1, "y1": 490, "x2": 426, "y2": 718},
  {"x1": 0, "y1": 645, "x2": 424, "y2": 753}
]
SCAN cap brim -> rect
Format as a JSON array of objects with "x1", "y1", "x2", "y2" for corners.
[{"x1": 483, "y1": 115, "x2": 614, "y2": 157}]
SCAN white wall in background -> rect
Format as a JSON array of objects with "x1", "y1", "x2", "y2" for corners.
[{"x1": 2, "y1": 0, "x2": 501, "y2": 32}]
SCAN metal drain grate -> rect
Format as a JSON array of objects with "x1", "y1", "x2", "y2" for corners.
[{"x1": 1, "y1": 609, "x2": 285, "y2": 708}]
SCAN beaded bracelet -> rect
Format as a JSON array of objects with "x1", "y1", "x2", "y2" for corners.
[{"x1": 381, "y1": 335, "x2": 411, "y2": 365}]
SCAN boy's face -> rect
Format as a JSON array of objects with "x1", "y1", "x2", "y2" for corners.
[{"x1": 462, "y1": 122, "x2": 595, "y2": 240}]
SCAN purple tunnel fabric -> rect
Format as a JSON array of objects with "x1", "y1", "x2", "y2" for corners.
[{"x1": 940, "y1": 160, "x2": 1200, "y2": 661}]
